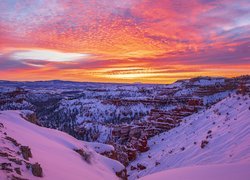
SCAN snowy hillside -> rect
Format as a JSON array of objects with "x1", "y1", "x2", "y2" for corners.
[
  {"x1": 141, "y1": 162, "x2": 250, "y2": 180},
  {"x1": 128, "y1": 94, "x2": 250, "y2": 179},
  {"x1": 0, "y1": 111, "x2": 124, "y2": 180}
]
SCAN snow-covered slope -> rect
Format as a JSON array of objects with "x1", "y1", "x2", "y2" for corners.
[
  {"x1": 0, "y1": 111, "x2": 124, "y2": 180},
  {"x1": 128, "y1": 94, "x2": 250, "y2": 179},
  {"x1": 141, "y1": 162, "x2": 250, "y2": 180}
]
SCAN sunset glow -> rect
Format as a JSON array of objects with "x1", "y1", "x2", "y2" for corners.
[{"x1": 0, "y1": 0, "x2": 249, "y2": 83}]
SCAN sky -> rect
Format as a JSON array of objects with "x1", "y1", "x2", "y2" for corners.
[{"x1": 0, "y1": 0, "x2": 250, "y2": 84}]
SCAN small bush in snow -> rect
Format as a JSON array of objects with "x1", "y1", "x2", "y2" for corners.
[
  {"x1": 14, "y1": 167, "x2": 21, "y2": 175},
  {"x1": 155, "y1": 161, "x2": 160, "y2": 166},
  {"x1": 137, "y1": 163, "x2": 146, "y2": 170},
  {"x1": 130, "y1": 166, "x2": 137, "y2": 171},
  {"x1": 201, "y1": 140, "x2": 209, "y2": 149},
  {"x1": 8, "y1": 158, "x2": 22, "y2": 165},
  {"x1": 5, "y1": 136, "x2": 20, "y2": 147},
  {"x1": 74, "y1": 149, "x2": 92, "y2": 164},
  {"x1": 0, "y1": 163, "x2": 12, "y2": 172},
  {"x1": 31, "y1": 163, "x2": 43, "y2": 177},
  {"x1": 20, "y1": 146, "x2": 32, "y2": 160}
]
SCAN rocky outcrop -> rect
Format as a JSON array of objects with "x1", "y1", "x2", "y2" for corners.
[{"x1": 0, "y1": 124, "x2": 43, "y2": 179}]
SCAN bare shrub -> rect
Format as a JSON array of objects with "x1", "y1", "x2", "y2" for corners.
[
  {"x1": 74, "y1": 149, "x2": 92, "y2": 164},
  {"x1": 20, "y1": 146, "x2": 32, "y2": 160},
  {"x1": 201, "y1": 140, "x2": 209, "y2": 148},
  {"x1": 31, "y1": 163, "x2": 43, "y2": 177}
]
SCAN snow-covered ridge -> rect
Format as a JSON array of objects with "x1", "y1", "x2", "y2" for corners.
[
  {"x1": 128, "y1": 94, "x2": 250, "y2": 179},
  {"x1": 0, "y1": 111, "x2": 124, "y2": 180}
]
